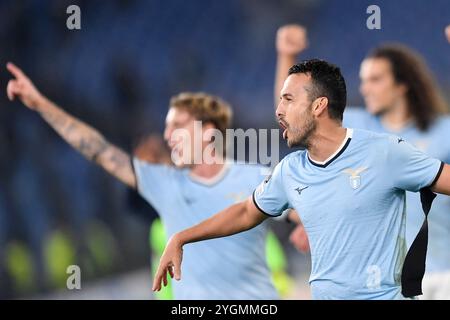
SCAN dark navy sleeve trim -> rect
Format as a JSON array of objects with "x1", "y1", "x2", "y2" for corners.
[
  {"x1": 430, "y1": 161, "x2": 444, "y2": 187},
  {"x1": 252, "y1": 190, "x2": 280, "y2": 217}
]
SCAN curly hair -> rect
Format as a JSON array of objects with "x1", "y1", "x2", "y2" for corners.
[{"x1": 367, "y1": 44, "x2": 448, "y2": 131}]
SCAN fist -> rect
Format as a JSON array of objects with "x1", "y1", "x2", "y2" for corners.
[
  {"x1": 276, "y1": 24, "x2": 308, "y2": 56},
  {"x1": 446, "y1": 25, "x2": 450, "y2": 43},
  {"x1": 6, "y1": 62, "x2": 43, "y2": 110}
]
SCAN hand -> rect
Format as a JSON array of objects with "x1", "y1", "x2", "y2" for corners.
[
  {"x1": 289, "y1": 223, "x2": 310, "y2": 253},
  {"x1": 152, "y1": 234, "x2": 184, "y2": 291},
  {"x1": 6, "y1": 62, "x2": 44, "y2": 110},
  {"x1": 276, "y1": 24, "x2": 308, "y2": 56},
  {"x1": 446, "y1": 25, "x2": 450, "y2": 43}
]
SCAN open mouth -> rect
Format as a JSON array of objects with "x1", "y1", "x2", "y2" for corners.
[{"x1": 278, "y1": 120, "x2": 288, "y2": 140}]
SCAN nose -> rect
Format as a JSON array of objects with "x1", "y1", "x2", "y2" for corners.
[
  {"x1": 359, "y1": 81, "x2": 368, "y2": 97},
  {"x1": 276, "y1": 99, "x2": 285, "y2": 119}
]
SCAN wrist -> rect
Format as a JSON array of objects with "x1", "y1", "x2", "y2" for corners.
[
  {"x1": 33, "y1": 93, "x2": 48, "y2": 112},
  {"x1": 277, "y1": 52, "x2": 298, "y2": 59},
  {"x1": 172, "y1": 232, "x2": 186, "y2": 248}
]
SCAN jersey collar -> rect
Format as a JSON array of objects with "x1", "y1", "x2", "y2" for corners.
[
  {"x1": 188, "y1": 161, "x2": 231, "y2": 186},
  {"x1": 307, "y1": 128, "x2": 353, "y2": 168}
]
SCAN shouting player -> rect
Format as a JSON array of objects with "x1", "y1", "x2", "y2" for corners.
[
  {"x1": 274, "y1": 24, "x2": 450, "y2": 299},
  {"x1": 154, "y1": 59, "x2": 450, "y2": 300}
]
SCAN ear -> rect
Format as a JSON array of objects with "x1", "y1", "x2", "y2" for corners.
[
  {"x1": 202, "y1": 122, "x2": 217, "y2": 141},
  {"x1": 312, "y1": 97, "x2": 329, "y2": 117}
]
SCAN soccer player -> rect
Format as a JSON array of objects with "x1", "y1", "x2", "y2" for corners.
[
  {"x1": 275, "y1": 24, "x2": 450, "y2": 299},
  {"x1": 153, "y1": 59, "x2": 450, "y2": 300},
  {"x1": 5, "y1": 62, "x2": 280, "y2": 300}
]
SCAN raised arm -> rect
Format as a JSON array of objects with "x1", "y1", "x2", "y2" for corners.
[
  {"x1": 445, "y1": 25, "x2": 450, "y2": 43},
  {"x1": 274, "y1": 24, "x2": 308, "y2": 107},
  {"x1": 6, "y1": 62, "x2": 136, "y2": 188},
  {"x1": 152, "y1": 197, "x2": 268, "y2": 291},
  {"x1": 432, "y1": 164, "x2": 450, "y2": 195}
]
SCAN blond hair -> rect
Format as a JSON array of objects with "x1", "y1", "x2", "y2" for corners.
[{"x1": 169, "y1": 92, "x2": 233, "y2": 135}]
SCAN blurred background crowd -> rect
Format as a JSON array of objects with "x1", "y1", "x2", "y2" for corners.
[{"x1": 0, "y1": 0, "x2": 449, "y2": 299}]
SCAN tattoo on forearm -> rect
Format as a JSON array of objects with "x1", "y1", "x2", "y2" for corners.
[
  {"x1": 40, "y1": 109, "x2": 70, "y2": 132},
  {"x1": 38, "y1": 105, "x2": 136, "y2": 187},
  {"x1": 40, "y1": 108, "x2": 109, "y2": 161},
  {"x1": 78, "y1": 136, "x2": 109, "y2": 162},
  {"x1": 107, "y1": 148, "x2": 130, "y2": 169}
]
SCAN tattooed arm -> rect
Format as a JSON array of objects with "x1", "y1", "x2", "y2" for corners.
[{"x1": 6, "y1": 62, "x2": 136, "y2": 188}]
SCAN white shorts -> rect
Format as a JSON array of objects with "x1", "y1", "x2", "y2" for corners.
[{"x1": 420, "y1": 270, "x2": 450, "y2": 300}]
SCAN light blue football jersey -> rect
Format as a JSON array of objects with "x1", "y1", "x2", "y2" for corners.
[
  {"x1": 253, "y1": 128, "x2": 443, "y2": 299},
  {"x1": 133, "y1": 159, "x2": 278, "y2": 300},
  {"x1": 344, "y1": 108, "x2": 450, "y2": 273}
]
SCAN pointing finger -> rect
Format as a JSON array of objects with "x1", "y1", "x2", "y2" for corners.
[{"x1": 6, "y1": 62, "x2": 25, "y2": 79}]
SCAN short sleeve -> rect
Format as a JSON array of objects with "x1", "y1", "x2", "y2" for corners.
[
  {"x1": 387, "y1": 136, "x2": 444, "y2": 192},
  {"x1": 132, "y1": 157, "x2": 176, "y2": 209},
  {"x1": 252, "y1": 160, "x2": 290, "y2": 217}
]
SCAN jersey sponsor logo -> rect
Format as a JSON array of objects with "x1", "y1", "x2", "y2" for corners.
[{"x1": 342, "y1": 167, "x2": 368, "y2": 190}]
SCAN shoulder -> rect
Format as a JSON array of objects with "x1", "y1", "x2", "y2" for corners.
[
  {"x1": 282, "y1": 150, "x2": 306, "y2": 163},
  {"x1": 348, "y1": 129, "x2": 408, "y2": 161},
  {"x1": 343, "y1": 106, "x2": 376, "y2": 127},
  {"x1": 351, "y1": 128, "x2": 400, "y2": 146},
  {"x1": 344, "y1": 106, "x2": 370, "y2": 119},
  {"x1": 430, "y1": 114, "x2": 450, "y2": 133},
  {"x1": 226, "y1": 161, "x2": 271, "y2": 183},
  {"x1": 132, "y1": 157, "x2": 180, "y2": 178},
  {"x1": 273, "y1": 150, "x2": 307, "y2": 173}
]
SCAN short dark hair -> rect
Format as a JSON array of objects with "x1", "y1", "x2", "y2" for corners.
[{"x1": 288, "y1": 59, "x2": 347, "y2": 121}]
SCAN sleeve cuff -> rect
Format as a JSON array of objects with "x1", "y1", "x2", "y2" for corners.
[
  {"x1": 131, "y1": 157, "x2": 143, "y2": 194},
  {"x1": 252, "y1": 190, "x2": 281, "y2": 218},
  {"x1": 430, "y1": 161, "x2": 444, "y2": 187}
]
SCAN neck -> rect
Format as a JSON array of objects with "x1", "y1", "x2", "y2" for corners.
[
  {"x1": 190, "y1": 160, "x2": 226, "y2": 180},
  {"x1": 307, "y1": 122, "x2": 348, "y2": 163},
  {"x1": 380, "y1": 98, "x2": 412, "y2": 132}
]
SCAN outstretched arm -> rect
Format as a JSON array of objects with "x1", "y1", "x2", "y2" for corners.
[
  {"x1": 152, "y1": 197, "x2": 268, "y2": 291},
  {"x1": 274, "y1": 24, "x2": 308, "y2": 107},
  {"x1": 6, "y1": 62, "x2": 136, "y2": 188}
]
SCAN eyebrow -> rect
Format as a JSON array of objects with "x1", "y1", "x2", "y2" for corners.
[{"x1": 281, "y1": 93, "x2": 294, "y2": 99}]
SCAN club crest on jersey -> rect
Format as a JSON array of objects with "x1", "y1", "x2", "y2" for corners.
[{"x1": 342, "y1": 167, "x2": 367, "y2": 190}]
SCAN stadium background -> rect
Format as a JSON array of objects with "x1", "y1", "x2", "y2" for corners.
[{"x1": 0, "y1": 0, "x2": 449, "y2": 299}]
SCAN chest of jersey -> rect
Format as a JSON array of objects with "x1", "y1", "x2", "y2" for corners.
[{"x1": 284, "y1": 155, "x2": 396, "y2": 229}]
